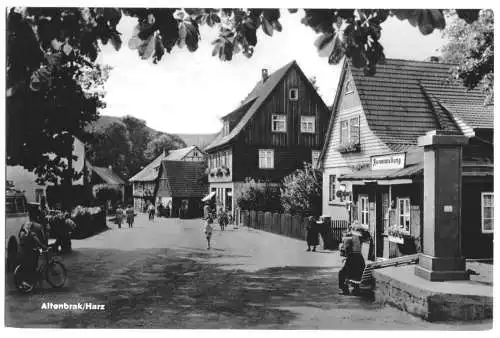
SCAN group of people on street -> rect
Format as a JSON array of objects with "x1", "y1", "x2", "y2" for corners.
[
  {"x1": 115, "y1": 205, "x2": 135, "y2": 228},
  {"x1": 201, "y1": 201, "x2": 233, "y2": 249}
]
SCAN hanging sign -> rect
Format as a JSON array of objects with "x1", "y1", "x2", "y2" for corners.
[{"x1": 370, "y1": 153, "x2": 406, "y2": 171}]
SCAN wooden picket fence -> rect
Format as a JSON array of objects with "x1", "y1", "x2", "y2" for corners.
[{"x1": 237, "y1": 209, "x2": 349, "y2": 250}]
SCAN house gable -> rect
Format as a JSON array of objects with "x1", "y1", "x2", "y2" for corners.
[{"x1": 322, "y1": 62, "x2": 390, "y2": 170}]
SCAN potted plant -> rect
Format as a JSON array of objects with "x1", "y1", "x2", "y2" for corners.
[
  {"x1": 216, "y1": 167, "x2": 224, "y2": 177},
  {"x1": 337, "y1": 141, "x2": 361, "y2": 154},
  {"x1": 210, "y1": 168, "x2": 218, "y2": 177},
  {"x1": 387, "y1": 226, "x2": 412, "y2": 244}
]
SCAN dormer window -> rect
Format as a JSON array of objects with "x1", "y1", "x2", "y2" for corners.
[
  {"x1": 223, "y1": 121, "x2": 230, "y2": 135},
  {"x1": 345, "y1": 80, "x2": 354, "y2": 94},
  {"x1": 289, "y1": 88, "x2": 299, "y2": 101}
]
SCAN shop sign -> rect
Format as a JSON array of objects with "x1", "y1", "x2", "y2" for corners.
[{"x1": 370, "y1": 152, "x2": 406, "y2": 171}]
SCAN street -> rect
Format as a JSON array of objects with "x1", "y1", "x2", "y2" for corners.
[{"x1": 5, "y1": 214, "x2": 492, "y2": 329}]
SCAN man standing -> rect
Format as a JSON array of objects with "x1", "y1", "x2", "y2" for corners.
[{"x1": 18, "y1": 221, "x2": 49, "y2": 285}]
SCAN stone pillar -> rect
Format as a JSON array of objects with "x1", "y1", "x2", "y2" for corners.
[{"x1": 414, "y1": 130, "x2": 469, "y2": 281}]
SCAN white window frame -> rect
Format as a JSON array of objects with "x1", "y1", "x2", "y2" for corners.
[
  {"x1": 397, "y1": 197, "x2": 411, "y2": 233},
  {"x1": 223, "y1": 121, "x2": 230, "y2": 135},
  {"x1": 271, "y1": 114, "x2": 287, "y2": 133},
  {"x1": 482, "y1": 192, "x2": 494, "y2": 234},
  {"x1": 339, "y1": 117, "x2": 360, "y2": 145},
  {"x1": 311, "y1": 150, "x2": 321, "y2": 168},
  {"x1": 289, "y1": 88, "x2": 299, "y2": 101},
  {"x1": 360, "y1": 195, "x2": 369, "y2": 226},
  {"x1": 301, "y1": 116, "x2": 316, "y2": 133},
  {"x1": 258, "y1": 149, "x2": 274, "y2": 169},
  {"x1": 340, "y1": 120, "x2": 349, "y2": 144}
]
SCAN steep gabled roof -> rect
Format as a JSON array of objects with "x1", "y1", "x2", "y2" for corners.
[
  {"x1": 165, "y1": 145, "x2": 205, "y2": 161},
  {"x1": 156, "y1": 160, "x2": 207, "y2": 198},
  {"x1": 129, "y1": 146, "x2": 205, "y2": 182},
  {"x1": 349, "y1": 58, "x2": 493, "y2": 149},
  {"x1": 128, "y1": 152, "x2": 166, "y2": 182},
  {"x1": 205, "y1": 60, "x2": 297, "y2": 151},
  {"x1": 86, "y1": 161, "x2": 125, "y2": 185}
]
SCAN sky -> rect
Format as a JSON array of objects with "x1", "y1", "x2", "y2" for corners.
[{"x1": 98, "y1": 10, "x2": 447, "y2": 134}]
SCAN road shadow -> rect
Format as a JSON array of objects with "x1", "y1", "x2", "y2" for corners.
[{"x1": 44, "y1": 247, "x2": 376, "y2": 329}]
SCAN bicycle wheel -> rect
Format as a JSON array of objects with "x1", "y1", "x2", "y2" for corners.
[
  {"x1": 13, "y1": 264, "x2": 35, "y2": 294},
  {"x1": 45, "y1": 261, "x2": 67, "y2": 288}
]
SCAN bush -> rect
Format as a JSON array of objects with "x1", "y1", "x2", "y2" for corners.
[
  {"x1": 92, "y1": 184, "x2": 122, "y2": 208},
  {"x1": 237, "y1": 180, "x2": 282, "y2": 212},
  {"x1": 281, "y1": 163, "x2": 322, "y2": 216},
  {"x1": 70, "y1": 205, "x2": 105, "y2": 239}
]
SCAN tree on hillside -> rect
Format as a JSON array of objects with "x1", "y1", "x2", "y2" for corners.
[
  {"x1": 144, "y1": 133, "x2": 187, "y2": 161},
  {"x1": 87, "y1": 122, "x2": 130, "y2": 178},
  {"x1": 6, "y1": 8, "x2": 488, "y2": 186},
  {"x1": 441, "y1": 9, "x2": 494, "y2": 103},
  {"x1": 121, "y1": 116, "x2": 152, "y2": 176}
]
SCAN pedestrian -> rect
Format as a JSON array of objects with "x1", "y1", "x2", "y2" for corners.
[
  {"x1": 126, "y1": 205, "x2": 135, "y2": 228},
  {"x1": 204, "y1": 215, "x2": 214, "y2": 250},
  {"x1": 115, "y1": 205, "x2": 124, "y2": 229},
  {"x1": 305, "y1": 216, "x2": 320, "y2": 252},
  {"x1": 148, "y1": 203, "x2": 155, "y2": 221},
  {"x1": 338, "y1": 237, "x2": 365, "y2": 295},
  {"x1": 165, "y1": 202, "x2": 171, "y2": 218}
]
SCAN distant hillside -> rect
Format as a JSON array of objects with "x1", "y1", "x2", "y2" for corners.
[
  {"x1": 176, "y1": 133, "x2": 218, "y2": 149},
  {"x1": 88, "y1": 115, "x2": 217, "y2": 149}
]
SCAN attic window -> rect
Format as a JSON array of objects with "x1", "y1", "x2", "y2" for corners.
[
  {"x1": 345, "y1": 80, "x2": 354, "y2": 94},
  {"x1": 289, "y1": 88, "x2": 299, "y2": 101},
  {"x1": 223, "y1": 121, "x2": 230, "y2": 135}
]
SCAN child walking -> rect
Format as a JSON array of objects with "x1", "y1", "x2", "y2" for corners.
[{"x1": 204, "y1": 216, "x2": 214, "y2": 250}]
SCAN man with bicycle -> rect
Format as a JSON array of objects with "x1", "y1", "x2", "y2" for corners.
[{"x1": 18, "y1": 221, "x2": 49, "y2": 286}]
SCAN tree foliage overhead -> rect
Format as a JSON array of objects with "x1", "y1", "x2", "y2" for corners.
[
  {"x1": 441, "y1": 9, "x2": 494, "y2": 103},
  {"x1": 144, "y1": 133, "x2": 187, "y2": 162},
  {"x1": 6, "y1": 7, "x2": 488, "y2": 185}
]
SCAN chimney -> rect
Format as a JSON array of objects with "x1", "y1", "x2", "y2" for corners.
[
  {"x1": 262, "y1": 68, "x2": 269, "y2": 82},
  {"x1": 429, "y1": 56, "x2": 440, "y2": 63}
]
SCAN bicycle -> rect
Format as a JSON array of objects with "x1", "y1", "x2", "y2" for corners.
[{"x1": 13, "y1": 247, "x2": 67, "y2": 294}]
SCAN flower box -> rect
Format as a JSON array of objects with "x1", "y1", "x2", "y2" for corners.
[
  {"x1": 337, "y1": 142, "x2": 361, "y2": 154},
  {"x1": 388, "y1": 235, "x2": 404, "y2": 244}
]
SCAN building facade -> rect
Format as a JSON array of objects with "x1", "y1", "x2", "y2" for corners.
[
  {"x1": 319, "y1": 59, "x2": 494, "y2": 260},
  {"x1": 204, "y1": 61, "x2": 331, "y2": 214},
  {"x1": 129, "y1": 146, "x2": 206, "y2": 212}
]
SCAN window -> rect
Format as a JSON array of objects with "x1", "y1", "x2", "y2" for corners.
[
  {"x1": 301, "y1": 116, "x2": 316, "y2": 133},
  {"x1": 259, "y1": 149, "x2": 274, "y2": 169},
  {"x1": 397, "y1": 198, "x2": 411, "y2": 232},
  {"x1": 289, "y1": 88, "x2": 298, "y2": 101},
  {"x1": 272, "y1": 114, "x2": 287, "y2": 132},
  {"x1": 349, "y1": 117, "x2": 360, "y2": 144},
  {"x1": 340, "y1": 120, "x2": 349, "y2": 144},
  {"x1": 339, "y1": 117, "x2": 360, "y2": 145},
  {"x1": 345, "y1": 80, "x2": 354, "y2": 94},
  {"x1": 223, "y1": 121, "x2": 230, "y2": 135},
  {"x1": 312, "y1": 150, "x2": 321, "y2": 167},
  {"x1": 360, "y1": 195, "x2": 369, "y2": 226},
  {"x1": 482, "y1": 192, "x2": 494, "y2": 233},
  {"x1": 329, "y1": 175, "x2": 336, "y2": 202}
]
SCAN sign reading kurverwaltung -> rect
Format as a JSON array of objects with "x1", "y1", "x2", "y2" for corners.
[{"x1": 370, "y1": 152, "x2": 406, "y2": 171}]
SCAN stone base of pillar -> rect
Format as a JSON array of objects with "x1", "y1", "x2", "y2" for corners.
[{"x1": 415, "y1": 253, "x2": 469, "y2": 281}]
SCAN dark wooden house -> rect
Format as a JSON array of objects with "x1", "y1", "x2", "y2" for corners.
[
  {"x1": 204, "y1": 60, "x2": 331, "y2": 214},
  {"x1": 154, "y1": 160, "x2": 208, "y2": 218},
  {"x1": 319, "y1": 58, "x2": 494, "y2": 260}
]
